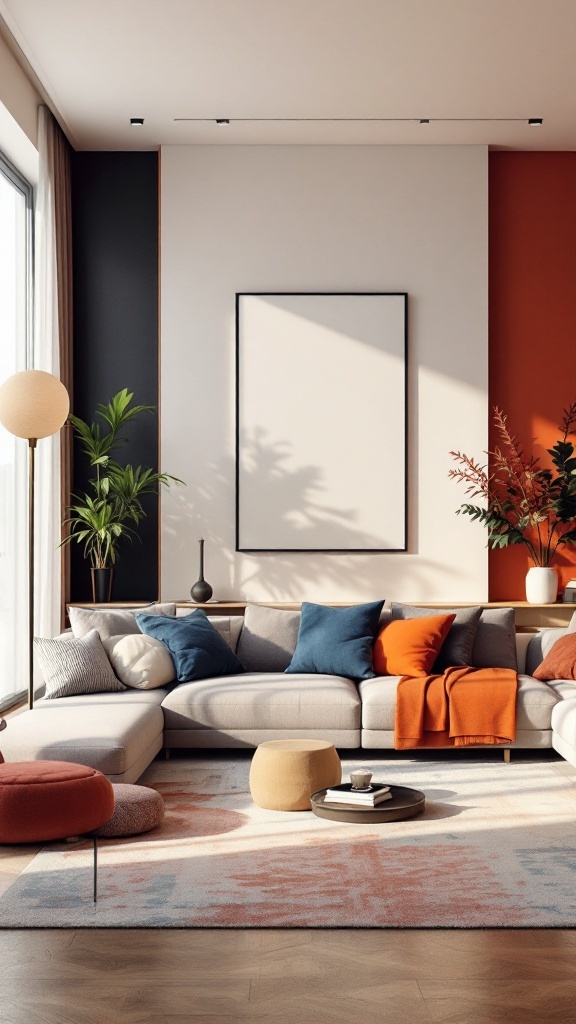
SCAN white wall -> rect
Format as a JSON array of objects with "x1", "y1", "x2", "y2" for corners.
[
  {"x1": 0, "y1": 32, "x2": 39, "y2": 183},
  {"x1": 160, "y1": 145, "x2": 488, "y2": 603}
]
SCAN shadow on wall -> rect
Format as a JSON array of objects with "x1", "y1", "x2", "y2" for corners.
[
  {"x1": 163, "y1": 431, "x2": 467, "y2": 602},
  {"x1": 238, "y1": 426, "x2": 387, "y2": 551}
]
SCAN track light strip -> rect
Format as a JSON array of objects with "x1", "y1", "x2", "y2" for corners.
[{"x1": 174, "y1": 116, "x2": 542, "y2": 124}]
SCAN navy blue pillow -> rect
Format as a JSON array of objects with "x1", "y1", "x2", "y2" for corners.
[
  {"x1": 285, "y1": 600, "x2": 384, "y2": 680},
  {"x1": 136, "y1": 610, "x2": 245, "y2": 683}
]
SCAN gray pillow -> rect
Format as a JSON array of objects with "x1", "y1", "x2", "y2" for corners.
[
  {"x1": 68, "y1": 602, "x2": 176, "y2": 640},
  {"x1": 34, "y1": 629, "x2": 126, "y2": 699},
  {"x1": 390, "y1": 603, "x2": 482, "y2": 671},
  {"x1": 236, "y1": 605, "x2": 301, "y2": 672},
  {"x1": 471, "y1": 608, "x2": 517, "y2": 670}
]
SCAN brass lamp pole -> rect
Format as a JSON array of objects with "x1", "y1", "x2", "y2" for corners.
[{"x1": 0, "y1": 371, "x2": 69, "y2": 709}]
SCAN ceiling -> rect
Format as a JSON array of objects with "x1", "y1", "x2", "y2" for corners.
[{"x1": 1, "y1": 0, "x2": 575, "y2": 151}]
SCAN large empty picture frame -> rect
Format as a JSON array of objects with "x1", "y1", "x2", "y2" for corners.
[{"x1": 236, "y1": 292, "x2": 407, "y2": 552}]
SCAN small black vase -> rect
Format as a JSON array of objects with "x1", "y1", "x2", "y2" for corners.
[
  {"x1": 91, "y1": 567, "x2": 114, "y2": 603},
  {"x1": 190, "y1": 538, "x2": 213, "y2": 603}
]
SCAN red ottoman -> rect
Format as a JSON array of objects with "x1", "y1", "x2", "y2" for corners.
[{"x1": 0, "y1": 761, "x2": 114, "y2": 843}]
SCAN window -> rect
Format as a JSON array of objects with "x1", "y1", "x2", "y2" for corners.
[{"x1": 0, "y1": 152, "x2": 33, "y2": 711}]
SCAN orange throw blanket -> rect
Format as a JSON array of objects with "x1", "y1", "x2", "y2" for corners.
[{"x1": 394, "y1": 666, "x2": 518, "y2": 749}]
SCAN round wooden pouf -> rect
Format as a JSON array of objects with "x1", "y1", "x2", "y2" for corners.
[
  {"x1": 93, "y1": 784, "x2": 165, "y2": 838},
  {"x1": 249, "y1": 739, "x2": 342, "y2": 811}
]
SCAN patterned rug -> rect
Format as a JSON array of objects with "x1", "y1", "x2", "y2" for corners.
[{"x1": 1, "y1": 753, "x2": 576, "y2": 928}]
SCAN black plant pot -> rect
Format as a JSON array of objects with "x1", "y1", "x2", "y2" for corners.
[{"x1": 91, "y1": 567, "x2": 114, "y2": 603}]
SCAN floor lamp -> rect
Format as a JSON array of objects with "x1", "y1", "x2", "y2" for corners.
[{"x1": 0, "y1": 370, "x2": 70, "y2": 710}]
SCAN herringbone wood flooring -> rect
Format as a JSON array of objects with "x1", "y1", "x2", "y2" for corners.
[{"x1": 0, "y1": 925, "x2": 575, "y2": 1023}]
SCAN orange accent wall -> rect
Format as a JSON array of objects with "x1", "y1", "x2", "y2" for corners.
[{"x1": 489, "y1": 153, "x2": 576, "y2": 600}]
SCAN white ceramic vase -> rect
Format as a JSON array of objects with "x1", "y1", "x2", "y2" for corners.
[{"x1": 525, "y1": 566, "x2": 558, "y2": 604}]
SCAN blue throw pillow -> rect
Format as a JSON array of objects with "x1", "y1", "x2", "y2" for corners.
[
  {"x1": 136, "y1": 610, "x2": 245, "y2": 683},
  {"x1": 285, "y1": 600, "x2": 384, "y2": 680}
]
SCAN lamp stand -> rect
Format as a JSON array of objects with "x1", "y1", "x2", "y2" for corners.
[
  {"x1": 28, "y1": 438, "x2": 36, "y2": 711},
  {"x1": 0, "y1": 371, "x2": 70, "y2": 711}
]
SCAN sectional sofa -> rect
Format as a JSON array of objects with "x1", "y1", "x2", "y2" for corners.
[{"x1": 2, "y1": 604, "x2": 576, "y2": 783}]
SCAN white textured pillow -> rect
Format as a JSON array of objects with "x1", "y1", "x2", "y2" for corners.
[
  {"x1": 68, "y1": 603, "x2": 176, "y2": 640},
  {"x1": 34, "y1": 629, "x2": 125, "y2": 699},
  {"x1": 103, "y1": 633, "x2": 176, "y2": 689}
]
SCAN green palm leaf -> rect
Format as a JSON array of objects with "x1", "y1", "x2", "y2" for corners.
[{"x1": 62, "y1": 390, "x2": 183, "y2": 569}]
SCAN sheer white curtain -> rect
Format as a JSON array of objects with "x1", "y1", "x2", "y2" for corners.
[
  {"x1": 33, "y1": 105, "x2": 72, "y2": 640},
  {"x1": 0, "y1": 167, "x2": 29, "y2": 705}
]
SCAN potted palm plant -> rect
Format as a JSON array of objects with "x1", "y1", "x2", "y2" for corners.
[
  {"x1": 449, "y1": 402, "x2": 576, "y2": 603},
  {"x1": 62, "y1": 389, "x2": 182, "y2": 601}
]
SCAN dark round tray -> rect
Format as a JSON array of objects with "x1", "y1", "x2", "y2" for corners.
[{"x1": 311, "y1": 784, "x2": 425, "y2": 823}]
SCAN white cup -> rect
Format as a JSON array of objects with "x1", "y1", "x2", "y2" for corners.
[{"x1": 350, "y1": 770, "x2": 372, "y2": 790}]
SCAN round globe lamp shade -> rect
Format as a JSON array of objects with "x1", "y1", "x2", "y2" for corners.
[{"x1": 0, "y1": 370, "x2": 69, "y2": 440}]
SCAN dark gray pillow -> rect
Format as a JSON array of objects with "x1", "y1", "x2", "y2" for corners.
[
  {"x1": 471, "y1": 608, "x2": 517, "y2": 670},
  {"x1": 236, "y1": 605, "x2": 301, "y2": 672},
  {"x1": 390, "y1": 603, "x2": 482, "y2": 671}
]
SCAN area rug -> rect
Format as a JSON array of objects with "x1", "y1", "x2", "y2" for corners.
[{"x1": 1, "y1": 754, "x2": 576, "y2": 928}]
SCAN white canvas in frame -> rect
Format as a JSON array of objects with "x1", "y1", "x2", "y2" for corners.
[{"x1": 236, "y1": 292, "x2": 407, "y2": 552}]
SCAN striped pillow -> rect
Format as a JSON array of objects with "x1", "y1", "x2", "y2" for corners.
[{"x1": 34, "y1": 629, "x2": 125, "y2": 699}]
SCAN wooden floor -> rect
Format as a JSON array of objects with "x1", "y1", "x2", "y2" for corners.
[{"x1": 0, "y1": 925, "x2": 576, "y2": 1023}]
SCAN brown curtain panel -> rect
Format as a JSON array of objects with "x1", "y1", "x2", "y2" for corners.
[{"x1": 38, "y1": 106, "x2": 74, "y2": 627}]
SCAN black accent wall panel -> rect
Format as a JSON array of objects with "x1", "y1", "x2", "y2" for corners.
[{"x1": 70, "y1": 152, "x2": 159, "y2": 601}]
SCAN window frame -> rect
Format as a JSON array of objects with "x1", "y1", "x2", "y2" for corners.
[{"x1": 0, "y1": 149, "x2": 34, "y2": 713}]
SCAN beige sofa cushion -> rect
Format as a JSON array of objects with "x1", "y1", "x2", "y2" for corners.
[
  {"x1": 38, "y1": 688, "x2": 171, "y2": 707},
  {"x1": 161, "y1": 673, "x2": 361, "y2": 732},
  {"x1": 359, "y1": 673, "x2": 559, "y2": 733},
  {"x1": 544, "y1": 680, "x2": 576, "y2": 700},
  {"x1": 514, "y1": 674, "x2": 561, "y2": 731},
  {"x1": 0, "y1": 704, "x2": 164, "y2": 779}
]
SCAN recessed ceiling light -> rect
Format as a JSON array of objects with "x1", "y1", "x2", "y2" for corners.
[
  {"x1": 215, "y1": 119, "x2": 230, "y2": 125},
  {"x1": 528, "y1": 118, "x2": 543, "y2": 126},
  {"x1": 130, "y1": 117, "x2": 144, "y2": 127}
]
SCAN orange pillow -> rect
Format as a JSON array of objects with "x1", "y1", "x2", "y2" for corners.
[
  {"x1": 533, "y1": 632, "x2": 576, "y2": 681},
  {"x1": 373, "y1": 613, "x2": 456, "y2": 677}
]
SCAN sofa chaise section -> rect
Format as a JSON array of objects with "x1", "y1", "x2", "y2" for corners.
[{"x1": 1, "y1": 703, "x2": 165, "y2": 783}]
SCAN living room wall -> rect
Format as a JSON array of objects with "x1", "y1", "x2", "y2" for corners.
[
  {"x1": 0, "y1": 32, "x2": 39, "y2": 186},
  {"x1": 0, "y1": 30, "x2": 38, "y2": 149},
  {"x1": 160, "y1": 145, "x2": 488, "y2": 603},
  {"x1": 70, "y1": 151, "x2": 160, "y2": 601},
  {"x1": 489, "y1": 152, "x2": 576, "y2": 601}
]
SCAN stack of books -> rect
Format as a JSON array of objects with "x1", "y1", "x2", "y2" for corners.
[{"x1": 323, "y1": 782, "x2": 392, "y2": 806}]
